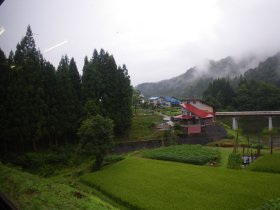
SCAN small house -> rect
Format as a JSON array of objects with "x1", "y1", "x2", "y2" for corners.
[
  {"x1": 149, "y1": 97, "x2": 164, "y2": 107},
  {"x1": 180, "y1": 98, "x2": 213, "y2": 113},
  {"x1": 162, "y1": 96, "x2": 180, "y2": 107},
  {"x1": 173, "y1": 101, "x2": 214, "y2": 135}
]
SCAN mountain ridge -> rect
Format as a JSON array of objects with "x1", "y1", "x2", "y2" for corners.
[{"x1": 136, "y1": 54, "x2": 270, "y2": 98}]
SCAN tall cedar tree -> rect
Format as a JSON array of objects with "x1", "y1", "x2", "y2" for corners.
[
  {"x1": 56, "y1": 56, "x2": 82, "y2": 144},
  {"x1": 0, "y1": 49, "x2": 10, "y2": 154},
  {"x1": 12, "y1": 25, "x2": 46, "y2": 151},
  {"x1": 82, "y1": 49, "x2": 133, "y2": 136}
]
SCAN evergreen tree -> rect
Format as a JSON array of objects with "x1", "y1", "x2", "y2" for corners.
[
  {"x1": 69, "y1": 58, "x2": 81, "y2": 100},
  {"x1": 203, "y1": 78, "x2": 235, "y2": 111},
  {"x1": 234, "y1": 80, "x2": 254, "y2": 111},
  {"x1": 0, "y1": 49, "x2": 10, "y2": 155},
  {"x1": 42, "y1": 61, "x2": 58, "y2": 147},
  {"x1": 12, "y1": 25, "x2": 46, "y2": 151},
  {"x1": 56, "y1": 56, "x2": 82, "y2": 144},
  {"x1": 114, "y1": 64, "x2": 132, "y2": 135},
  {"x1": 81, "y1": 49, "x2": 132, "y2": 136}
]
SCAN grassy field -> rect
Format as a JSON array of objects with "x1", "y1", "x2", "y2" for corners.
[
  {"x1": 142, "y1": 145, "x2": 220, "y2": 165},
  {"x1": 81, "y1": 156, "x2": 280, "y2": 210},
  {"x1": 117, "y1": 114, "x2": 164, "y2": 141},
  {"x1": 249, "y1": 153, "x2": 280, "y2": 174},
  {"x1": 0, "y1": 163, "x2": 115, "y2": 210}
]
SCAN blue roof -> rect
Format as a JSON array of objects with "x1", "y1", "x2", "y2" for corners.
[
  {"x1": 163, "y1": 96, "x2": 180, "y2": 105},
  {"x1": 164, "y1": 96, "x2": 172, "y2": 102}
]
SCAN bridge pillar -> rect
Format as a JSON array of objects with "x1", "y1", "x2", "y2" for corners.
[
  {"x1": 232, "y1": 117, "x2": 238, "y2": 130},
  {"x1": 268, "y1": 117, "x2": 273, "y2": 131}
]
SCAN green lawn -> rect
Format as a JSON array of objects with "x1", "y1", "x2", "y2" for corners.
[
  {"x1": 0, "y1": 163, "x2": 115, "y2": 210},
  {"x1": 81, "y1": 157, "x2": 280, "y2": 210}
]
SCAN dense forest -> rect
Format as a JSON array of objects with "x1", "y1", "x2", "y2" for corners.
[
  {"x1": 203, "y1": 77, "x2": 280, "y2": 111},
  {"x1": 203, "y1": 53, "x2": 280, "y2": 111},
  {"x1": 0, "y1": 26, "x2": 132, "y2": 158}
]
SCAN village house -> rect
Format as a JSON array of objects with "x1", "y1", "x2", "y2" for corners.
[
  {"x1": 162, "y1": 96, "x2": 180, "y2": 107},
  {"x1": 180, "y1": 98, "x2": 214, "y2": 113},
  {"x1": 149, "y1": 97, "x2": 164, "y2": 107},
  {"x1": 149, "y1": 96, "x2": 180, "y2": 107},
  {"x1": 173, "y1": 99, "x2": 214, "y2": 135}
]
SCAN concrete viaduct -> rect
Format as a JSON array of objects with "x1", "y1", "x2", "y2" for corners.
[{"x1": 215, "y1": 111, "x2": 280, "y2": 130}]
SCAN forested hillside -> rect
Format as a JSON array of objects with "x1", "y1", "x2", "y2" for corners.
[
  {"x1": 0, "y1": 26, "x2": 132, "y2": 157},
  {"x1": 202, "y1": 53, "x2": 280, "y2": 111},
  {"x1": 244, "y1": 52, "x2": 280, "y2": 87},
  {"x1": 202, "y1": 78, "x2": 280, "y2": 111}
]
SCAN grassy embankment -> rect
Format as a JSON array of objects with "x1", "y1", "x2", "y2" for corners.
[
  {"x1": 249, "y1": 153, "x2": 280, "y2": 173},
  {"x1": 117, "y1": 111, "x2": 165, "y2": 142},
  {"x1": 81, "y1": 155, "x2": 280, "y2": 210},
  {"x1": 0, "y1": 162, "x2": 115, "y2": 210}
]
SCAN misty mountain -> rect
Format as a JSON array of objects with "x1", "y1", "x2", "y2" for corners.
[
  {"x1": 244, "y1": 52, "x2": 280, "y2": 87},
  {"x1": 137, "y1": 55, "x2": 258, "y2": 98}
]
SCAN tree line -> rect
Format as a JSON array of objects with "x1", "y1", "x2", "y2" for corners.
[
  {"x1": 0, "y1": 26, "x2": 132, "y2": 157},
  {"x1": 203, "y1": 77, "x2": 280, "y2": 111}
]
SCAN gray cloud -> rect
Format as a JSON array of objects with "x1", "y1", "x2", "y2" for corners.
[{"x1": 1, "y1": 0, "x2": 280, "y2": 85}]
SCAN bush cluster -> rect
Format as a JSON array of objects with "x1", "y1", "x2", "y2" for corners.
[
  {"x1": 12, "y1": 146, "x2": 81, "y2": 176},
  {"x1": 142, "y1": 145, "x2": 220, "y2": 165}
]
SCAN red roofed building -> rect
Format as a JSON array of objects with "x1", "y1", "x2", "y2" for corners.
[{"x1": 173, "y1": 100, "x2": 214, "y2": 134}]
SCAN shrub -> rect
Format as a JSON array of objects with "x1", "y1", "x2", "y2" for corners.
[
  {"x1": 11, "y1": 146, "x2": 80, "y2": 175},
  {"x1": 227, "y1": 153, "x2": 242, "y2": 169}
]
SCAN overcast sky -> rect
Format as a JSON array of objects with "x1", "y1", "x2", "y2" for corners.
[{"x1": 1, "y1": 0, "x2": 280, "y2": 85}]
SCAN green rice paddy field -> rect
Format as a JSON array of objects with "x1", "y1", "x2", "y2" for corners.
[{"x1": 81, "y1": 156, "x2": 280, "y2": 210}]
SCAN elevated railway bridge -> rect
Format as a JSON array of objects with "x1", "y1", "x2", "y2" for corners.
[{"x1": 215, "y1": 111, "x2": 280, "y2": 130}]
